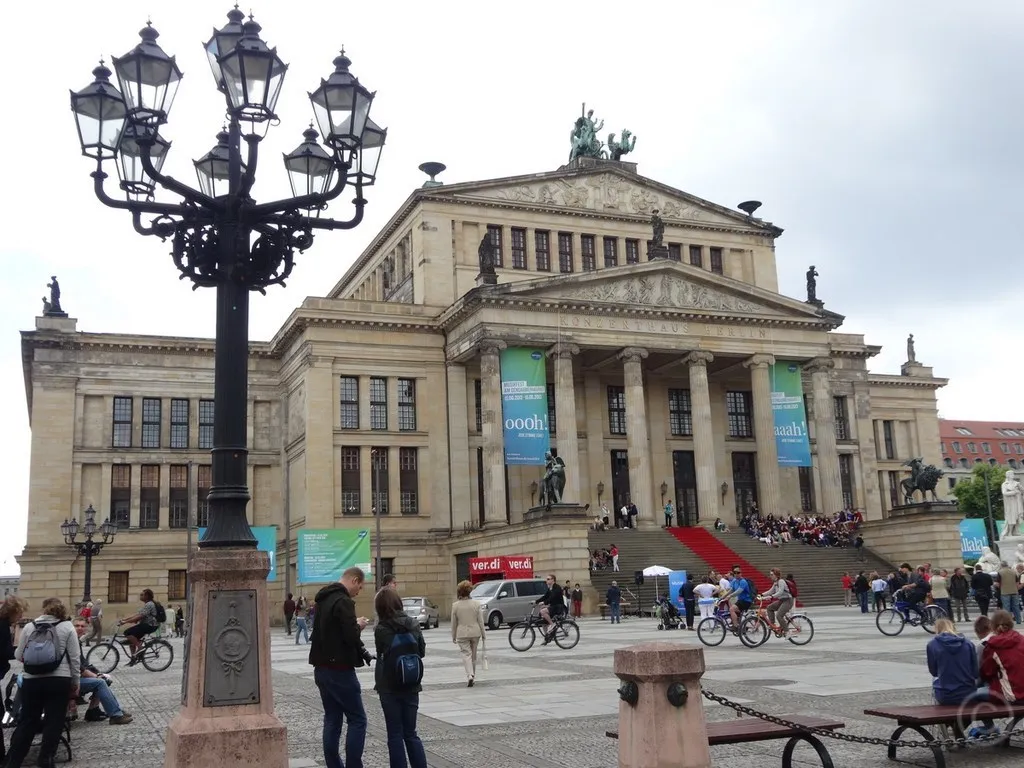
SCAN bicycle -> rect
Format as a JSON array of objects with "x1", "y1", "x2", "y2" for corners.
[
  {"x1": 876, "y1": 598, "x2": 945, "y2": 636},
  {"x1": 738, "y1": 597, "x2": 814, "y2": 647},
  {"x1": 697, "y1": 600, "x2": 766, "y2": 647},
  {"x1": 86, "y1": 630, "x2": 175, "y2": 673},
  {"x1": 508, "y1": 606, "x2": 580, "y2": 652}
]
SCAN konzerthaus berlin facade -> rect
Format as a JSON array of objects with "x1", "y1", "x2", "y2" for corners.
[{"x1": 19, "y1": 155, "x2": 947, "y2": 615}]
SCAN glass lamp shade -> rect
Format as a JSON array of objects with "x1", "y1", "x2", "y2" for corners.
[
  {"x1": 70, "y1": 61, "x2": 128, "y2": 160},
  {"x1": 309, "y1": 52, "x2": 374, "y2": 151},
  {"x1": 101, "y1": 518, "x2": 118, "y2": 540},
  {"x1": 60, "y1": 519, "x2": 74, "y2": 540},
  {"x1": 83, "y1": 516, "x2": 98, "y2": 538},
  {"x1": 113, "y1": 22, "x2": 183, "y2": 126},
  {"x1": 194, "y1": 128, "x2": 246, "y2": 198},
  {"x1": 205, "y1": 5, "x2": 246, "y2": 90},
  {"x1": 63, "y1": 518, "x2": 80, "y2": 541},
  {"x1": 353, "y1": 117, "x2": 386, "y2": 187},
  {"x1": 283, "y1": 126, "x2": 336, "y2": 201},
  {"x1": 219, "y1": 18, "x2": 287, "y2": 125},
  {"x1": 117, "y1": 123, "x2": 171, "y2": 198}
]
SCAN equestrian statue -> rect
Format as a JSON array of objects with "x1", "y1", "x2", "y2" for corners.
[{"x1": 900, "y1": 457, "x2": 943, "y2": 504}]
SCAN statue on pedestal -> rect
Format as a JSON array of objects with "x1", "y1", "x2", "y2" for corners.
[
  {"x1": 977, "y1": 546, "x2": 1001, "y2": 573},
  {"x1": 569, "y1": 104, "x2": 606, "y2": 161},
  {"x1": 899, "y1": 457, "x2": 943, "y2": 503},
  {"x1": 650, "y1": 209, "x2": 665, "y2": 249},
  {"x1": 806, "y1": 265, "x2": 819, "y2": 304},
  {"x1": 539, "y1": 450, "x2": 567, "y2": 507},
  {"x1": 906, "y1": 334, "x2": 917, "y2": 364},
  {"x1": 1002, "y1": 469, "x2": 1023, "y2": 537},
  {"x1": 477, "y1": 234, "x2": 497, "y2": 284},
  {"x1": 608, "y1": 129, "x2": 636, "y2": 161},
  {"x1": 45, "y1": 275, "x2": 64, "y2": 315}
]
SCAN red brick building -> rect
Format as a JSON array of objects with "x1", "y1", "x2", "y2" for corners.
[{"x1": 939, "y1": 419, "x2": 1024, "y2": 489}]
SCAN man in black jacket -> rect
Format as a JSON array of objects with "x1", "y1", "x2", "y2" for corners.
[
  {"x1": 309, "y1": 567, "x2": 372, "y2": 768},
  {"x1": 535, "y1": 574, "x2": 565, "y2": 643},
  {"x1": 949, "y1": 567, "x2": 971, "y2": 622},
  {"x1": 680, "y1": 578, "x2": 697, "y2": 630},
  {"x1": 971, "y1": 564, "x2": 994, "y2": 616}
]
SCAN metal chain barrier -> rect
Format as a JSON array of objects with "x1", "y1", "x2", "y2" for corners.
[{"x1": 700, "y1": 689, "x2": 1016, "y2": 749}]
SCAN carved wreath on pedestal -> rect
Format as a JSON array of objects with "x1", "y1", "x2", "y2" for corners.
[{"x1": 213, "y1": 600, "x2": 253, "y2": 697}]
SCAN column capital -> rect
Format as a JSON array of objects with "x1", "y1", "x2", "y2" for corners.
[
  {"x1": 617, "y1": 347, "x2": 649, "y2": 364},
  {"x1": 805, "y1": 357, "x2": 835, "y2": 375},
  {"x1": 683, "y1": 351, "x2": 714, "y2": 368},
  {"x1": 546, "y1": 343, "x2": 580, "y2": 360},
  {"x1": 742, "y1": 353, "x2": 775, "y2": 370},
  {"x1": 478, "y1": 339, "x2": 507, "y2": 357}
]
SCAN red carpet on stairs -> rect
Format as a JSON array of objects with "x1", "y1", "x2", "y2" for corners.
[{"x1": 668, "y1": 527, "x2": 773, "y2": 597}]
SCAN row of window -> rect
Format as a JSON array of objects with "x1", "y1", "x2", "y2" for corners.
[
  {"x1": 339, "y1": 377, "x2": 417, "y2": 431},
  {"x1": 485, "y1": 225, "x2": 725, "y2": 275},
  {"x1": 953, "y1": 426, "x2": 1024, "y2": 438},
  {"x1": 112, "y1": 397, "x2": 214, "y2": 450},
  {"x1": 944, "y1": 457, "x2": 1021, "y2": 469},
  {"x1": 109, "y1": 464, "x2": 212, "y2": 530},
  {"x1": 944, "y1": 440, "x2": 1024, "y2": 455},
  {"x1": 340, "y1": 446, "x2": 420, "y2": 515}
]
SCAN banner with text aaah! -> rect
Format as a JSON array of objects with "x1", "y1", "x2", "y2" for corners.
[
  {"x1": 500, "y1": 348, "x2": 550, "y2": 465},
  {"x1": 771, "y1": 361, "x2": 812, "y2": 467}
]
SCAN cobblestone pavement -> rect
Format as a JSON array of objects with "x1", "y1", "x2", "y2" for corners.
[{"x1": 16, "y1": 605, "x2": 1024, "y2": 767}]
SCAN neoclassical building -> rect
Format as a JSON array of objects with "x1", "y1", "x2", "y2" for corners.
[{"x1": 19, "y1": 154, "x2": 947, "y2": 613}]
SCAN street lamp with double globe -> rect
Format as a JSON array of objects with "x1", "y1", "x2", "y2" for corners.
[{"x1": 61, "y1": 504, "x2": 119, "y2": 604}]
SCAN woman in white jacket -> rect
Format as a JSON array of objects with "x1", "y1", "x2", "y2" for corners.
[{"x1": 450, "y1": 580, "x2": 486, "y2": 687}]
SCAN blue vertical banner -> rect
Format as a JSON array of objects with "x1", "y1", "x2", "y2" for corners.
[
  {"x1": 500, "y1": 348, "x2": 550, "y2": 465},
  {"x1": 959, "y1": 518, "x2": 989, "y2": 560},
  {"x1": 771, "y1": 361, "x2": 812, "y2": 467},
  {"x1": 668, "y1": 570, "x2": 688, "y2": 615},
  {"x1": 198, "y1": 526, "x2": 278, "y2": 581}
]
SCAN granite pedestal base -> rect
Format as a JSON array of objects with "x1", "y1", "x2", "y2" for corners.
[
  {"x1": 524, "y1": 502, "x2": 590, "y2": 523},
  {"x1": 164, "y1": 547, "x2": 288, "y2": 768}
]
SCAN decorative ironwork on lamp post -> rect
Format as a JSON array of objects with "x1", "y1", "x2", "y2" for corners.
[
  {"x1": 61, "y1": 505, "x2": 118, "y2": 604},
  {"x1": 69, "y1": 9, "x2": 387, "y2": 551}
]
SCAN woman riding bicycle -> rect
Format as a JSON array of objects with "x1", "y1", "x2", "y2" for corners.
[
  {"x1": 757, "y1": 569, "x2": 793, "y2": 633},
  {"x1": 117, "y1": 589, "x2": 159, "y2": 665}
]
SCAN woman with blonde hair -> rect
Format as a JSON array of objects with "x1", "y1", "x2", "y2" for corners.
[
  {"x1": 450, "y1": 580, "x2": 486, "y2": 687},
  {"x1": 1, "y1": 595, "x2": 29, "y2": 762}
]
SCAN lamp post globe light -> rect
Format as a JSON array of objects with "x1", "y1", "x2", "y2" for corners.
[{"x1": 61, "y1": 505, "x2": 118, "y2": 604}]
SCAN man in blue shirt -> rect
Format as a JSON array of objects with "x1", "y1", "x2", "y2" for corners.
[{"x1": 728, "y1": 566, "x2": 754, "y2": 628}]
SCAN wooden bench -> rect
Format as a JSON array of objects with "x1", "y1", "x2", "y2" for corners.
[
  {"x1": 607, "y1": 714, "x2": 845, "y2": 767},
  {"x1": 864, "y1": 703, "x2": 1024, "y2": 768},
  {"x1": 598, "y1": 602, "x2": 631, "y2": 620}
]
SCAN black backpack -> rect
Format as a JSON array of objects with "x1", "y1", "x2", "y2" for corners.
[
  {"x1": 154, "y1": 602, "x2": 167, "y2": 623},
  {"x1": 384, "y1": 623, "x2": 423, "y2": 690}
]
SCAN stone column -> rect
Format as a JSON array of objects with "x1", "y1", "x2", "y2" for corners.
[
  {"x1": 549, "y1": 343, "x2": 580, "y2": 503},
  {"x1": 480, "y1": 340, "x2": 508, "y2": 527},
  {"x1": 619, "y1": 347, "x2": 655, "y2": 523},
  {"x1": 684, "y1": 352, "x2": 718, "y2": 523},
  {"x1": 744, "y1": 354, "x2": 782, "y2": 517},
  {"x1": 807, "y1": 357, "x2": 844, "y2": 515}
]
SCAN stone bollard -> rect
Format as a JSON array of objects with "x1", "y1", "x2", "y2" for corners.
[{"x1": 614, "y1": 642, "x2": 711, "y2": 768}]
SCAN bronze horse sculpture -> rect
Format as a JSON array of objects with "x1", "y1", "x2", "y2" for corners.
[{"x1": 900, "y1": 457, "x2": 943, "y2": 504}]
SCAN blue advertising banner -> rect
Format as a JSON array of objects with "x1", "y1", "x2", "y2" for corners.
[
  {"x1": 500, "y1": 348, "x2": 550, "y2": 465},
  {"x1": 771, "y1": 361, "x2": 812, "y2": 467},
  {"x1": 668, "y1": 570, "x2": 688, "y2": 616},
  {"x1": 959, "y1": 518, "x2": 989, "y2": 560},
  {"x1": 297, "y1": 529, "x2": 372, "y2": 584},
  {"x1": 198, "y1": 525, "x2": 278, "y2": 581}
]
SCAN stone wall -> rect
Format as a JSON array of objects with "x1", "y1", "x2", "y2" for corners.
[{"x1": 860, "y1": 502, "x2": 963, "y2": 571}]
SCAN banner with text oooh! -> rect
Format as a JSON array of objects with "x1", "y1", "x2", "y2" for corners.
[
  {"x1": 297, "y1": 529, "x2": 372, "y2": 584},
  {"x1": 500, "y1": 348, "x2": 550, "y2": 465},
  {"x1": 771, "y1": 361, "x2": 812, "y2": 467}
]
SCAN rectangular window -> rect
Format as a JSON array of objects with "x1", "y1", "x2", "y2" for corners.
[
  {"x1": 710, "y1": 247, "x2": 724, "y2": 275},
  {"x1": 883, "y1": 420, "x2": 896, "y2": 459},
  {"x1": 558, "y1": 232, "x2": 573, "y2": 273},
  {"x1": 487, "y1": 225, "x2": 503, "y2": 267},
  {"x1": 726, "y1": 391, "x2": 754, "y2": 438},
  {"x1": 474, "y1": 379, "x2": 482, "y2": 432},
  {"x1": 141, "y1": 398, "x2": 161, "y2": 448},
  {"x1": 1016, "y1": 444, "x2": 1023, "y2": 454},
  {"x1": 170, "y1": 398, "x2": 189, "y2": 448},
  {"x1": 340, "y1": 377, "x2": 359, "y2": 429},
  {"x1": 547, "y1": 382, "x2": 557, "y2": 436},
  {"x1": 371, "y1": 448, "x2": 389, "y2": 515},
  {"x1": 833, "y1": 396, "x2": 850, "y2": 440},
  {"x1": 668, "y1": 389, "x2": 693, "y2": 437},
  {"x1": 982, "y1": 442, "x2": 992, "y2": 454},
  {"x1": 196, "y1": 465, "x2": 211, "y2": 528},
  {"x1": 167, "y1": 570, "x2": 187, "y2": 601},
  {"x1": 341, "y1": 447, "x2": 360, "y2": 515},
  {"x1": 107, "y1": 571, "x2": 129, "y2": 604},
  {"x1": 887, "y1": 470, "x2": 900, "y2": 510},
  {"x1": 798, "y1": 466, "x2": 815, "y2": 512},
  {"x1": 966, "y1": 442, "x2": 976, "y2": 453},
  {"x1": 668, "y1": 243, "x2": 681, "y2": 262},
  {"x1": 839, "y1": 454, "x2": 854, "y2": 509},
  {"x1": 169, "y1": 465, "x2": 189, "y2": 529},
  {"x1": 111, "y1": 464, "x2": 131, "y2": 529},
  {"x1": 535, "y1": 230, "x2": 551, "y2": 271},
  {"x1": 378, "y1": 557, "x2": 396, "y2": 581},
  {"x1": 607, "y1": 386, "x2": 627, "y2": 435},
  {"x1": 399, "y1": 447, "x2": 418, "y2": 515},
  {"x1": 689, "y1": 245, "x2": 703, "y2": 268},
  {"x1": 398, "y1": 378, "x2": 417, "y2": 431},
  {"x1": 139, "y1": 464, "x2": 160, "y2": 529},
  {"x1": 625, "y1": 239, "x2": 640, "y2": 265},
  {"x1": 1001, "y1": 442, "x2": 1010, "y2": 453},
  {"x1": 603, "y1": 237, "x2": 618, "y2": 267},
  {"x1": 198, "y1": 399, "x2": 215, "y2": 449},
  {"x1": 510, "y1": 227, "x2": 527, "y2": 269},
  {"x1": 113, "y1": 396, "x2": 133, "y2": 448},
  {"x1": 370, "y1": 377, "x2": 388, "y2": 430},
  {"x1": 581, "y1": 235, "x2": 596, "y2": 271},
  {"x1": 952, "y1": 441, "x2": 961, "y2": 453}
]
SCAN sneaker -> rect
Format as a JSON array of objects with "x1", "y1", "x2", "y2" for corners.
[
  {"x1": 84, "y1": 710, "x2": 108, "y2": 722},
  {"x1": 467, "y1": 678, "x2": 474, "y2": 688},
  {"x1": 967, "y1": 725, "x2": 1000, "y2": 740},
  {"x1": 109, "y1": 713, "x2": 134, "y2": 725}
]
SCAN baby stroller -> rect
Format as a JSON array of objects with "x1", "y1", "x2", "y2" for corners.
[
  {"x1": 2, "y1": 674, "x2": 73, "y2": 764},
  {"x1": 654, "y1": 595, "x2": 683, "y2": 630}
]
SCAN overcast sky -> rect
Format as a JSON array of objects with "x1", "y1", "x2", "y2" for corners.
[{"x1": 1, "y1": 1, "x2": 1021, "y2": 573}]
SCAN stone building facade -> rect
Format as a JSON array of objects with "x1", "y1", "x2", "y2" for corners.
[{"x1": 19, "y1": 157, "x2": 947, "y2": 616}]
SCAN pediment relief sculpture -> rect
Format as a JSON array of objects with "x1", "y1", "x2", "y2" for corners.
[{"x1": 553, "y1": 274, "x2": 772, "y2": 314}]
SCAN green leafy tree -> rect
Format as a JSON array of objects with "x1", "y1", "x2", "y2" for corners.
[{"x1": 952, "y1": 464, "x2": 1006, "y2": 540}]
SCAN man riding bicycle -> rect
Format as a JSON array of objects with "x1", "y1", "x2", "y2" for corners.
[
  {"x1": 535, "y1": 574, "x2": 565, "y2": 644},
  {"x1": 117, "y1": 588, "x2": 159, "y2": 665},
  {"x1": 728, "y1": 565, "x2": 754, "y2": 628},
  {"x1": 895, "y1": 563, "x2": 931, "y2": 615}
]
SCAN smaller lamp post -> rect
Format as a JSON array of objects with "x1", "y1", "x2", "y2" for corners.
[
  {"x1": 371, "y1": 448, "x2": 385, "y2": 590},
  {"x1": 61, "y1": 505, "x2": 118, "y2": 603}
]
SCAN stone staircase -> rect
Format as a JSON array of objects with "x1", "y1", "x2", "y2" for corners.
[{"x1": 668, "y1": 527, "x2": 774, "y2": 598}]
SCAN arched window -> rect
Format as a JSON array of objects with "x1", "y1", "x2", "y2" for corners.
[
  {"x1": 1009, "y1": 459, "x2": 1019, "y2": 469},
  {"x1": 960, "y1": 458, "x2": 969, "y2": 468},
  {"x1": 975, "y1": 458, "x2": 984, "y2": 464},
  {"x1": 944, "y1": 457, "x2": 953, "y2": 468},
  {"x1": 989, "y1": 458, "x2": 997, "y2": 466}
]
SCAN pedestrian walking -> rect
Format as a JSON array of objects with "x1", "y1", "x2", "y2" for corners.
[
  {"x1": 295, "y1": 597, "x2": 310, "y2": 645},
  {"x1": 841, "y1": 572, "x2": 853, "y2": 608},
  {"x1": 283, "y1": 592, "x2": 296, "y2": 635},
  {"x1": 450, "y1": 580, "x2": 485, "y2": 686},
  {"x1": 606, "y1": 581, "x2": 622, "y2": 624},
  {"x1": 949, "y1": 568, "x2": 970, "y2": 622},
  {"x1": 83, "y1": 598, "x2": 103, "y2": 647},
  {"x1": 571, "y1": 584, "x2": 583, "y2": 618}
]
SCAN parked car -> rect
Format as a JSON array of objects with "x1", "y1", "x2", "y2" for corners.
[
  {"x1": 470, "y1": 578, "x2": 547, "y2": 630},
  {"x1": 403, "y1": 597, "x2": 440, "y2": 629}
]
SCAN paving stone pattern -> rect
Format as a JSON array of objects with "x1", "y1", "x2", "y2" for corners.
[{"x1": 24, "y1": 606, "x2": 1024, "y2": 767}]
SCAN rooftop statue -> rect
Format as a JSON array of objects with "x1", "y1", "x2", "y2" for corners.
[
  {"x1": 806, "y1": 265, "x2": 819, "y2": 304},
  {"x1": 650, "y1": 209, "x2": 665, "y2": 249},
  {"x1": 608, "y1": 130, "x2": 636, "y2": 161},
  {"x1": 569, "y1": 103, "x2": 606, "y2": 161},
  {"x1": 907, "y1": 333, "x2": 917, "y2": 364}
]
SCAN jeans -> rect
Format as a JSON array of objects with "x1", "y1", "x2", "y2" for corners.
[
  {"x1": 609, "y1": 602, "x2": 621, "y2": 623},
  {"x1": 295, "y1": 617, "x2": 310, "y2": 644},
  {"x1": 873, "y1": 592, "x2": 887, "y2": 613},
  {"x1": 1001, "y1": 594, "x2": 1022, "y2": 624},
  {"x1": 79, "y1": 676, "x2": 123, "y2": 717},
  {"x1": 857, "y1": 591, "x2": 869, "y2": 613},
  {"x1": 314, "y1": 667, "x2": 367, "y2": 768},
  {"x1": 944, "y1": 687, "x2": 995, "y2": 729},
  {"x1": 976, "y1": 592, "x2": 991, "y2": 616},
  {"x1": 4, "y1": 676, "x2": 72, "y2": 768},
  {"x1": 934, "y1": 598, "x2": 952, "y2": 619},
  {"x1": 378, "y1": 692, "x2": 427, "y2": 768},
  {"x1": 684, "y1": 599, "x2": 696, "y2": 629},
  {"x1": 284, "y1": 612, "x2": 294, "y2": 635}
]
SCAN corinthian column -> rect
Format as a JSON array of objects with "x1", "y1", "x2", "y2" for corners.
[
  {"x1": 619, "y1": 347, "x2": 654, "y2": 523},
  {"x1": 684, "y1": 351, "x2": 718, "y2": 523},
  {"x1": 807, "y1": 357, "x2": 845, "y2": 515},
  {"x1": 744, "y1": 353, "x2": 782, "y2": 517},
  {"x1": 548, "y1": 343, "x2": 580, "y2": 503},
  {"x1": 479, "y1": 340, "x2": 508, "y2": 527}
]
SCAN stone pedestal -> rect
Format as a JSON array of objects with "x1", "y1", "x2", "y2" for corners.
[
  {"x1": 164, "y1": 548, "x2": 288, "y2": 768},
  {"x1": 861, "y1": 501, "x2": 961, "y2": 569},
  {"x1": 996, "y1": 535, "x2": 1024, "y2": 565},
  {"x1": 524, "y1": 502, "x2": 590, "y2": 523},
  {"x1": 614, "y1": 642, "x2": 710, "y2": 768}
]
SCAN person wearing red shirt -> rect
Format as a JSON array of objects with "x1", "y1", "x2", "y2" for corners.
[
  {"x1": 841, "y1": 573, "x2": 853, "y2": 608},
  {"x1": 980, "y1": 609, "x2": 1024, "y2": 704}
]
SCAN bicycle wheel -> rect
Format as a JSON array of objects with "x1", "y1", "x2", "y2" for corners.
[
  {"x1": 738, "y1": 615, "x2": 769, "y2": 648},
  {"x1": 921, "y1": 605, "x2": 944, "y2": 634},
  {"x1": 553, "y1": 620, "x2": 580, "y2": 650},
  {"x1": 141, "y1": 639, "x2": 174, "y2": 672},
  {"x1": 786, "y1": 614, "x2": 814, "y2": 646},
  {"x1": 876, "y1": 608, "x2": 906, "y2": 636},
  {"x1": 86, "y1": 642, "x2": 121, "y2": 674},
  {"x1": 696, "y1": 617, "x2": 727, "y2": 647},
  {"x1": 508, "y1": 622, "x2": 536, "y2": 652}
]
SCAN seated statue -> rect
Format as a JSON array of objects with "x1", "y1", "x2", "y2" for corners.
[
  {"x1": 539, "y1": 450, "x2": 566, "y2": 506},
  {"x1": 977, "y1": 546, "x2": 1001, "y2": 574}
]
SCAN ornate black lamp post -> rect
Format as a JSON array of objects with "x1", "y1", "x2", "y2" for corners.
[
  {"x1": 61, "y1": 505, "x2": 118, "y2": 604},
  {"x1": 69, "y1": 10, "x2": 387, "y2": 551}
]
